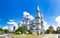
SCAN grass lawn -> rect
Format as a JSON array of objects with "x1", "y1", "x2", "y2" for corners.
[{"x1": 12, "y1": 34, "x2": 43, "y2": 38}]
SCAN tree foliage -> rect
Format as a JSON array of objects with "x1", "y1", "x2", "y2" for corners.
[
  {"x1": 3, "y1": 29, "x2": 9, "y2": 33},
  {"x1": 45, "y1": 29, "x2": 50, "y2": 34},
  {"x1": 0, "y1": 28, "x2": 3, "y2": 31},
  {"x1": 15, "y1": 26, "x2": 27, "y2": 34},
  {"x1": 56, "y1": 30, "x2": 60, "y2": 34}
]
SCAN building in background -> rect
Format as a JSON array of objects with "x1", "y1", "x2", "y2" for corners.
[
  {"x1": 18, "y1": 6, "x2": 44, "y2": 35},
  {"x1": 49, "y1": 25, "x2": 53, "y2": 34},
  {"x1": 57, "y1": 27, "x2": 60, "y2": 30}
]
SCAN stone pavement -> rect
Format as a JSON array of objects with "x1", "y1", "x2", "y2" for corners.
[
  {"x1": 0, "y1": 34, "x2": 12, "y2": 38},
  {"x1": 42, "y1": 34, "x2": 57, "y2": 38}
]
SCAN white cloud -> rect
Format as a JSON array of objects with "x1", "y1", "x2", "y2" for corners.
[
  {"x1": 23, "y1": 11, "x2": 30, "y2": 17},
  {"x1": 23, "y1": 11, "x2": 34, "y2": 20},
  {"x1": 54, "y1": 16, "x2": 60, "y2": 30},
  {"x1": 3, "y1": 26, "x2": 8, "y2": 30},
  {"x1": 9, "y1": 19, "x2": 14, "y2": 22},
  {"x1": 7, "y1": 19, "x2": 18, "y2": 31},
  {"x1": 53, "y1": 25, "x2": 57, "y2": 30},
  {"x1": 43, "y1": 20, "x2": 50, "y2": 30},
  {"x1": 43, "y1": 16, "x2": 60, "y2": 30},
  {"x1": 3, "y1": 26, "x2": 13, "y2": 31},
  {"x1": 20, "y1": 21, "x2": 23, "y2": 24},
  {"x1": 55, "y1": 16, "x2": 60, "y2": 29},
  {"x1": 7, "y1": 21, "x2": 17, "y2": 25},
  {"x1": 43, "y1": 20, "x2": 57, "y2": 30},
  {"x1": 55, "y1": 16, "x2": 60, "y2": 26},
  {"x1": 29, "y1": 15, "x2": 34, "y2": 20},
  {"x1": 44, "y1": 16, "x2": 60, "y2": 30}
]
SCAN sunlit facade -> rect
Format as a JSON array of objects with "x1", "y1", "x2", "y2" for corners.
[{"x1": 19, "y1": 6, "x2": 44, "y2": 35}]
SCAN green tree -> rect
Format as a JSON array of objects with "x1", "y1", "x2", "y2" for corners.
[
  {"x1": 0, "y1": 28, "x2": 4, "y2": 34},
  {"x1": 0, "y1": 28, "x2": 3, "y2": 31},
  {"x1": 45, "y1": 29, "x2": 50, "y2": 34},
  {"x1": 53, "y1": 30, "x2": 56, "y2": 34},
  {"x1": 15, "y1": 26, "x2": 27, "y2": 34},
  {"x1": 45, "y1": 25, "x2": 54, "y2": 34},
  {"x1": 56, "y1": 30, "x2": 60, "y2": 34},
  {"x1": 3, "y1": 29, "x2": 9, "y2": 33}
]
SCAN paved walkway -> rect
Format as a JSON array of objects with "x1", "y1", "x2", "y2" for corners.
[
  {"x1": 12, "y1": 34, "x2": 57, "y2": 38},
  {"x1": 42, "y1": 34, "x2": 57, "y2": 38},
  {"x1": 0, "y1": 34, "x2": 12, "y2": 38},
  {"x1": 0, "y1": 34, "x2": 58, "y2": 38}
]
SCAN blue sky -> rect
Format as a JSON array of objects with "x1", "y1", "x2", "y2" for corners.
[{"x1": 0, "y1": 0, "x2": 60, "y2": 29}]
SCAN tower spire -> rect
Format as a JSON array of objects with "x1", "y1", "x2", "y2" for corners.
[
  {"x1": 37, "y1": 6, "x2": 40, "y2": 11},
  {"x1": 36, "y1": 6, "x2": 41, "y2": 18}
]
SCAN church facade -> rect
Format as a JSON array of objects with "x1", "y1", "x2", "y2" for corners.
[{"x1": 19, "y1": 6, "x2": 44, "y2": 35}]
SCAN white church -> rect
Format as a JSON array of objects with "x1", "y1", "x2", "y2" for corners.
[{"x1": 18, "y1": 6, "x2": 44, "y2": 35}]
